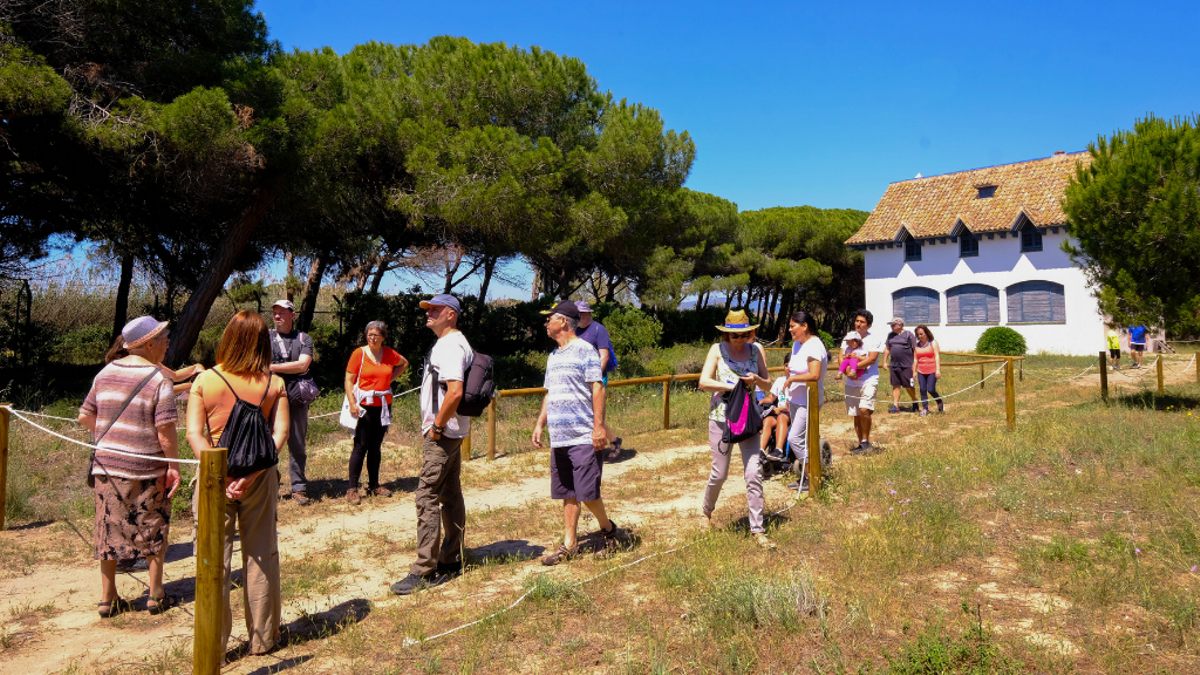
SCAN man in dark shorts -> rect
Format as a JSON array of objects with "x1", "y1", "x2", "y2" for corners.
[
  {"x1": 1129, "y1": 324, "x2": 1148, "y2": 369},
  {"x1": 532, "y1": 301, "x2": 624, "y2": 566},
  {"x1": 883, "y1": 317, "x2": 919, "y2": 413},
  {"x1": 574, "y1": 301, "x2": 622, "y2": 459}
]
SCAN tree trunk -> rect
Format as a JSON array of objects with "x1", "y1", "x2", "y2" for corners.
[
  {"x1": 531, "y1": 269, "x2": 541, "y2": 302},
  {"x1": 776, "y1": 291, "x2": 794, "y2": 343},
  {"x1": 111, "y1": 251, "x2": 135, "y2": 342},
  {"x1": 766, "y1": 288, "x2": 779, "y2": 334},
  {"x1": 165, "y1": 175, "x2": 283, "y2": 367},
  {"x1": 477, "y1": 255, "x2": 497, "y2": 311},
  {"x1": 285, "y1": 252, "x2": 296, "y2": 301},
  {"x1": 368, "y1": 260, "x2": 388, "y2": 295},
  {"x1": 604, "y1": 272, "x2": 617, "y2": 303},
  {"x1": 298, "y1": 254, "x2": 327, "y2": 331}
]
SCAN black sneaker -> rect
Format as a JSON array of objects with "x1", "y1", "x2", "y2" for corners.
[
  {"x1": 851, "y1": 442, "x2": 867, "y2": 456},
  {"x1": 911, "y1": 403, "x2": 920, "y2": 413},
  {"x1": 389, "y1": 572, "x2": 436, "y2": 596},
  {"x1": 861, "y1": 441, "x2": 875, "y2": 455},
  {"x1": 434, "y1": 561, "x2": 464, "y2": 581}
]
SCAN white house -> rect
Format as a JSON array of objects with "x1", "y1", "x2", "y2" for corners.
[{"x1": 845, "y1": 152, "x2": 1107, "y2": 356}]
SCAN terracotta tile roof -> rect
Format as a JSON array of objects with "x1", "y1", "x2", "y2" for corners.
[{"x1": 846, "y1": 152, "x2": 1092, "y2": 246}]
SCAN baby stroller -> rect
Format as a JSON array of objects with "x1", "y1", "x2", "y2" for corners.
[{"x1": 760, "y1": 403, "x2": 832, "y2": 480}]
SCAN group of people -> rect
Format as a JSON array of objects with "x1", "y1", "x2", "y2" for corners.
[
  {"x1": 1106, "y1": 324, "x2": 1150, "y2": 371},
  {"x1": 79, "y1": 294, "x2": 954, "y2": 653},
  {"x1": 77, "y1": 294, "x2": 629, "y2": 657}
]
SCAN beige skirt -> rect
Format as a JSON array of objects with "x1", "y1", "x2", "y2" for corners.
[{"x1": 93, "y1": 474, "x2": 171, "y2": 560}]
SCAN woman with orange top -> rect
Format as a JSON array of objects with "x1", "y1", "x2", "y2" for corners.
[
  {"x1": 186, "y1": 310, "x2": 289, "y2": 657},
  {"x1": 343, "y1": 320, "x2": 409, "y2": 505},
  {"x1": 914, "y1": 324, "x2": 943, "y2": 416}
]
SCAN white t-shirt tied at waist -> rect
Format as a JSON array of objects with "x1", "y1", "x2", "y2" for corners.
[{"x1": 786, "y1": 336, "x2": 829, "y2": 407}]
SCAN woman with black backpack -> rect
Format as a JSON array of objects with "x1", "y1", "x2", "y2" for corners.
[
  {"x1": 697, "y1": 309, "x2": 774, "y2": 550},
  {"x1": 186, "y1": 310, "x2": 289, "y2": 657}
]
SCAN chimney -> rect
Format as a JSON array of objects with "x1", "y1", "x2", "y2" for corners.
[{"x1": 1053, "y1": 150, "x2": 1066, "y2": 156}]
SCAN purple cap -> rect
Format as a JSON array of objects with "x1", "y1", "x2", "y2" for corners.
[
  {"x1": 420, "y1": 294, "x2": 461, "y2": 313},
  {"x1": 575, "y1": 300, "x2": 593, "y2": 314}
]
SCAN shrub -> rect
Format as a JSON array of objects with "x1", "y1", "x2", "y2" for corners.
[
  {"x1": 976, "y1": 327, "x2": 1027, "y2": 356},
  {"x1": 817, "y1": 330, "x2": 835, "y2": 352},
  {"x1": 604, "y1": 306, "x2": 663, "y2": 360},
  {"x1": 55, "y1": 324, "x2": 112, "y2": 364}
]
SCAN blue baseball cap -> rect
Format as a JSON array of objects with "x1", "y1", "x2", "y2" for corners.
[{"x1": 420, "y1": 294, "x2": 461, "y2": 313}]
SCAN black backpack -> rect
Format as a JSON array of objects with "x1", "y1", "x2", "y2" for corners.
[
  {"x1": 429, "y1": 351, "x2": 496, "y2": 418},
  {"x1": 210, "y1": 370, "x2": 279, "y2": 479},
  {"x1": 721, "y1": 378, "x2": 764, "y2": 445}
]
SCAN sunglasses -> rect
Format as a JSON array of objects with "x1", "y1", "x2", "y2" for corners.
[{"x1": 729, "y1": 331, "x2": 752, "y2": 339}]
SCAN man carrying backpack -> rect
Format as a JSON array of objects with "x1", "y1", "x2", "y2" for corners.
[
  {"x1": 269, "y1": 300, "x2": 318, "y2": 506},
  {"x1": 390, "y1": 294, "x2": 473, "y2": 595}
]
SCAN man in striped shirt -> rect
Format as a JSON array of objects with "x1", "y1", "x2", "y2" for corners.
[{"x1": 532, "y1": 301, "x2": 624, "y2": 566}]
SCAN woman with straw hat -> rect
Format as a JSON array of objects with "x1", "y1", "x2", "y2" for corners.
[{"x1": 698, "y1": 309, "x2": 775, "y2": 549}]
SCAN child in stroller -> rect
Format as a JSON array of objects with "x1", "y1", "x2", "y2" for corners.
[{"x1": 758, "y1": 375, "x2": 790, "y2": 461}]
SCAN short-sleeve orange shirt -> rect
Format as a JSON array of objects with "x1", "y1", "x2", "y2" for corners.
[
  {"x1": 347, "y1": 347, "x2": 403, "y2": 406},
  {"x1": 190, "y1": 368, "x2": 286, "y2": 441}
]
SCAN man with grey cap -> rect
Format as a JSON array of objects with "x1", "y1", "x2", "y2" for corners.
[
  {"x1": 574, "y1": 301, "x2": 622, "y2": 460},
  {"x1": 883, "y1": 317, "x2": 919, "y2": 414},
  {"x1": 533, "y1": 300, "x2": 624, "y2": 566},
  {"x1": 269, "y1": 299, "x2": 316, "y2": 505},
  {"x1": 390, "y1": 294, "x2": 473, "y2": 595}
]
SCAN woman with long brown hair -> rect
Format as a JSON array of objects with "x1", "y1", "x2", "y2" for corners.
[{"x1": 186, "y1": 310, "x2": 289, "y2": 657}]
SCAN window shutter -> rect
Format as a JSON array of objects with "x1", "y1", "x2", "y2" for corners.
[
  {"x1": 1006, "y1": 281, "x2": 1065, "y2": 323},
  {"x1": 892, "y1": 288, "x2": 940, "y2": 324},
  {"x1": 948, "y1": 284, "x2": 998, "y2": 323}
]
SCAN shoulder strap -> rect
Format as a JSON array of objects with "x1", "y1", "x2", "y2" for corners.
[
  {"x1": 95, "y1": 366, "x2": 163, "y2": 444},
  {"x1": 211, "y1": 368, "x2": 244, "y2": 403},
  {"x1": 259, "y1": 373, "x2": 272, "y2": 406}
]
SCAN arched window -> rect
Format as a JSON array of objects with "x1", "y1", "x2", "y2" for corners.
[
  {"x1": 1006, "y1": 281, "x2": 1066, "y2": 323},
  {"x1": 892, "y1": 287, "x2": 940, "y2": 324},
  {"x1": 946, "y1": 284, "x2": 999, "y2": 324}
]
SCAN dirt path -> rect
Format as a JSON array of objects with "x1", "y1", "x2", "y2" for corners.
[{"x1": 4, "y1": 359, "x2": 1191, "y2": 673}]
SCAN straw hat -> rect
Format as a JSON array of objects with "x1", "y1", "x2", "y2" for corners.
[{"x1": 715, "y1": 309, "x2": 759, "y2": 332}]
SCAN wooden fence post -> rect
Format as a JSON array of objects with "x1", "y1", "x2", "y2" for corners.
[
  {"x1": 979, "y1": 363, "x2": 985, "y2": 389},
  {"x1": 0, "y1": 405, "x2": 9, "y2": 532},
  {"x1": 805, "y1": 382, "x2": 821, "y2": 494},
  {"x1": 1157, "y1": 356, "x2": 1164, "y2": 396},
  {"x1": 463, "y1": 433, "x2": 472, "y2": 461},
  {"x1": 1099, "y1": 351, "x2": 1108, "y2": 402},
  {"x1": 194, "y1": 447, "x2": 228, "y2": 675},
  {"x1": 1019, "y1": 360, "x2": 1023, "y2": 383},
  {"x1": 1005, "y1": 359, "x2": 1016, "y2": 430},
  {"x1": 487, "y1": 398, "x2": 497, "y2": 461},
  {"x1": 662, "y1": 379, "x2": 671, "y2": 430}
]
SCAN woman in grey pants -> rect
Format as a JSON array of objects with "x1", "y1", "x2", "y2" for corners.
[
  {"x1": 698, "y1": 309, "x2": 775, "y2": 550},
  {"x1": 783, "y1": 311, "x2": 828, "y2": 491}
]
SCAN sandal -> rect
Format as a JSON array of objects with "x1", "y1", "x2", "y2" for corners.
[
  {"x1": 148, "y1": 594, "x2": 180, "y2": 615},
  {"x1": 98, "y1": 597, "x2": 133, "y2": 618},
  {"x1": 540, "y1": 542, "x2": 579, "y2": 566}
]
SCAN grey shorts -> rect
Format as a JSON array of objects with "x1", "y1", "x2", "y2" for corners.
[
  {"x1": 550, "y1": 443, "x2": 604, "y2": 502},
  {"x1": 890, "y1": 364, "x2": 914, "y2": 388}
]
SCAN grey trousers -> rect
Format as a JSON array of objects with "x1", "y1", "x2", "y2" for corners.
[
  {"x1": 285, "y1": 399, "x2": 310, "y2": 492},
  {"x1": 411, "y1": 434, "x2": 466, "y2": 576},
  {"x1": 702, "y1": 419, "x2": 765, "y2": 533},
  {"x1": 787, "y1": 402, "x2": 809, "y2": 476}
]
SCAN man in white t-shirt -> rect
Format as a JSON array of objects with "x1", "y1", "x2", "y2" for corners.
[
  {"x1": 842, "y1": 309, "x2": 885, "y2": 455},
  {"x1": 390, "y1": 294, "x2": 474, "y2": 596}
]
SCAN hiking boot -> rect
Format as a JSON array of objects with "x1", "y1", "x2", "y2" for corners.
[
  {"x1": 753, "y1": 533, "x2": 777, "y2": 550},
  {"x1": 346, "y1": 488, "x2": 361, "y2": 505},
  {"x1": 389, "y1": 572, "x2": 435, "y2": 596},
  {"x1": 293, "y1": 491, "x2": 311, "y2": 506},
  {"x1": 911, "y1": 403, "x2": 920, "y2": 413},
  {"x1": 435, "y1": 561, "x2": 464, "y2": 581},
  {"x1": 861, "y1": 441, "x2": 876, "y2": 455},
  {"x1": 371, "y1": 486, "x2": 392, "y2": 498}
]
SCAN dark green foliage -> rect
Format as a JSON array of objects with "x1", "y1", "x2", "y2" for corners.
[
  {"x1": 976, "y1": 327, "x2": 1027, "y2": 356},
  {"x1": 1063, "y1": 116, "x2": 1200, "y2": 333},
  {"x1": 602, "y1": 306, "x2": 663, "y2": 361},
  {"x1": 818, "y1": 330, "x2": 835, "y2": 352},
  {"x1": 645, "y1": 306, "x2": 729, "y2": 346},
  {"x1": 55, "y1": 325, "x2": 111, "y2": 364}
]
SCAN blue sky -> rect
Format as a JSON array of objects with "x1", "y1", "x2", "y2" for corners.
[
  {"x1": 257, "y1": 0, "x2": 1200, "y2": 214},
  {"x1": 248, "y1": 0, "x2": 1199, "y2": 298}
]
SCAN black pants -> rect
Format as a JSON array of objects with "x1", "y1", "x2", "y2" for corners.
[{"x1": 349, "y1": 405, "x2": 388, "y2": 489}]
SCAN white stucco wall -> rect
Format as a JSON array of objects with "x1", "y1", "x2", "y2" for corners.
[{"x1": 861, "y1": 230, "x2": 1106, "y2": 355}]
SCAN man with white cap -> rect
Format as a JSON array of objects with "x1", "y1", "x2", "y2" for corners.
[
  {"x1": 390, "y1": 294, "x2": 473, "y2": 595},
  {"x1": 269, "y1": 300, "x2": 316, "y2": 505},
  {"x1": 574, "y1": 301, "x2": 622, "y2": 460},
  {"x1": 883, "y1": 316, "x2": 919, "y2": 414}
]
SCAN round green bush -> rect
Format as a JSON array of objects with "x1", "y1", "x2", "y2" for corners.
[
  {"x1": 604, "y1": 306, "x2": 663, "y2": 359},
  {"x1": 976, "y1": 326, "x2": 1027, "y2": 356}
]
